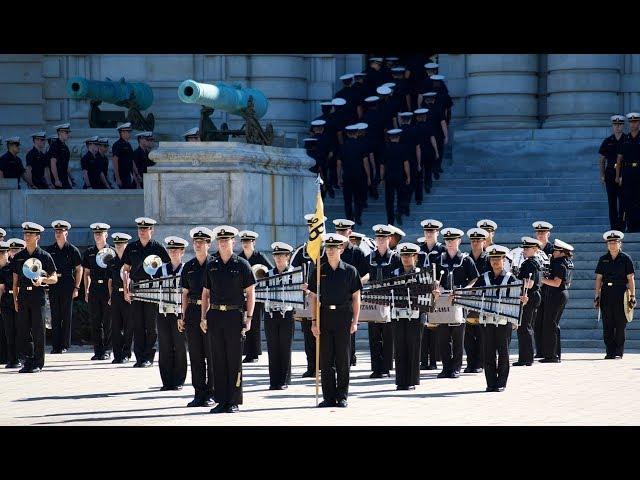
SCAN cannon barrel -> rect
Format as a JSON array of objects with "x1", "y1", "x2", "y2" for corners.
[
  {"x1": 178, "y1": 80, "x2": 268, "y2": 119},
  {"x1": 66, "y1": 77, "x2": 154, "y2": 111}
]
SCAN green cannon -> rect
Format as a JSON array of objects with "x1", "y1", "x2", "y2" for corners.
[{"x1": 67, "y1": 77, "x2": 155, "y2": 131}]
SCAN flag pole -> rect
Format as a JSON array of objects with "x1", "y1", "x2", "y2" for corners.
[{"x1": 314, "y1": 174, "x2": 323, "y2": 407}]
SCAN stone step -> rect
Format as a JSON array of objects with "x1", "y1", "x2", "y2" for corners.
[
  {"x1": 431, "y1": 175, "x2": 601, "y2": 185},
  {"x1": 422, "y1": 193, "x2": 608, "y2": 204},
  {"x1": 432, "y1": 185, "x2": 605, "y2": 195}
]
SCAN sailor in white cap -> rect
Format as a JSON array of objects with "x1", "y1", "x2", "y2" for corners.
[
  {"x1": 263, "y1": 241, "x2": 296, "y2": 390},
  {"x1": 600, "y1": 116, "x2": 626, "y2": 230},
  {"x1": 365, "y1": 57, "x2": 386, "y2": 98},
  {"x1": 108, "y1": 232, "x2": 133, "y2": 364},
  {"x1": 360, "y1": 95, "x2": 387, "y2": 198},
  {"x1": 594, "y1": 230, "x2": 635, "y2": 359},
  {"x1": 237, "y1": 230, "x2": 273, "y2": 363},
  {"x1": 397, "y1": 111, "x2": 423, "y2": 208},
  {"x1": 95, "y1": 138, "x2": 113, "y2": 187},
  {"x1": 365, "y1": 225, "x2": 402, "y2": 379},
  {"x1": 180, "y1": 227, "x2": 215, "y2": 406},
  {"x1": 476, "y1": 219, "x2": 498, "y2": 247},
  {"x1": 387, "y1": 225, "x2": 405, "y2": 251},
  {"x1": 0, "y1": 239, "x2": 21, "y2": 368},
  {"x1": 616, "y1": 113, "x2": 640, "y2": 231},
  {"x1": 0, "y1": 136, "x2": 34, "y2": 188},
  {"x1": 133, "y1": 131, "x2": 156, "y2": 188},
  {"x1": 82, "y1": 222, "x2": 114, "y2": 360},
  {"x1": 414, "y1": 108, "x2": 439, "y2": 194},
  {"x1": 201, "y1": 225, "x2": 256, "y2": 414},
  {"x1": 391, "y1": 242, "x2": 425, "y2": 391},
  {"x1": 25, "y1": 131, "x2": 51, "y2": 189},
  {"x1": 183, "y1": 127, "x2": 200, "y2": 142},
  {"x1": 532, "y1": 221, "x2": 554, "y2": 255},
  {"x1": 338, "y1": 124, "x2": 371, "y2": 226},
  {"x1": 7, "y1": 238, "x2": 25, "y2": 258},
  {"x1": 308, "y1": 233, "x2": 362, "y2": 408},
  {"x1": 81, "y1": 136, "x2": 110, "y2": 189},
  {"x1": 13, "y1": 222, "x2": 58, "y2": 373},
  {"x1": 381, "y1": 128, "x2": 410, "y2": 226},
  {"x1": 433, "y1": 227, "x2": 479, "y2": 379},
  {"x1": 531, "y1": 221, "x2": 554, "y2": 358},
  {"x1": 121, "y1": 217, "x2": 170, "y2": 367},
  {"x1": 418, "y1": 90, "x2": 448, "y2": 177},
  {"x1": 538, "y1": 239, "x2": 574, "y2": 363},
  {"x1": 44, "y1": 220, "x2": 82, "y2": 355},
  {"x1": 49, "y1": 123, "x2": 72, "y2": 189},
  {"x1": 475, "y1": 245, "x2": 527, "y2": 392},
  {"x1": 336, "y1": 74, "x2": 357, "y2": 120},
  {"x1": 153, "y1": 236, "x2": 188, "y2": 391},
  {"x1": 112, "y1": 122, "x2": 141, "y2": 189},
  {"x1": 390, "y1": 67, "x2": 412, "y2": 114}
]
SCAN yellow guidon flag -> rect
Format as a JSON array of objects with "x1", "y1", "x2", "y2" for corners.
[{"x1": 306, "y1": 188, "x2": 325, "y2": 262}]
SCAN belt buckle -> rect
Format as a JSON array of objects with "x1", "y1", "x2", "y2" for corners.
[
  {"x1": 607, "y1": 282, "x2": 613, "y2": 286},
  {"x1": 56, "y1": 273, "x2": 62, "y2": 277},
  {"x1": 9, "y1": 290, "x2": 13, "y2": 294},
  {"x1": 197, "y1": 300, "x2": 202, "y2": 305},
  {"x1": 97, "y1": 280, "x2": 104, "y2": 284},
  {"x1": 220, "y1": 304, "x2": 227, "y2": 311},
  {"x1": 633, "y1": 163, "x2": 638, "y2": 167},
  {"x1": 329, "y1": 305, "x2": 336, "y2": 310},
  {"x1": 26, "y1": 286, "x2": 33, "y2": 291},
  {"x1": 118, "y1": 288, "x2": 124, "y2": 292}
]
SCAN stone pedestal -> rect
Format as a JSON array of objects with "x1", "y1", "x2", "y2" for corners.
[{"x1": 145, "y1": 141, "x2": 316, "y2": 248}]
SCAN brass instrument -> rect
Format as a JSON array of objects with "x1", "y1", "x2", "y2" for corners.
[
  {"x1": 130, "y1": 255, "x2": 181, "y2": 314},
  {"x1": 252, "y1": 264, "x2": 269, "y2": 279},
  {"x1": 96, "y1": 247, "x2": 116, "y2": 268},
  {"x1": 22, "y1": 258, "x2": 46, "y2": 281}
]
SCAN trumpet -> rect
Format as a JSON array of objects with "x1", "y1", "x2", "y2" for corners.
[
  {"x1": 143, "y1": 255, "x2": 163, "y2": 276},
  {"x1": 96, "y1": 247, "x2": 116, "y2": 268}
]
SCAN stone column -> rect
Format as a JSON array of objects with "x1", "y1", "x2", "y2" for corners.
[
  {"x1": 438, "y1": 54, "x2": 467, "y2": 128},
  {"x1": 544, "y1": 54, "x2": 623, "y2": 128},
  {"x1": 465, "y1": 54, "x2": 539, "y2": 129}
]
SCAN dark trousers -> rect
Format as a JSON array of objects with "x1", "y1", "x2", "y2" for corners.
[
  {"x1": 0, "y1": 311, "x2": 6, "y2": 363},
  {"x1": 17, "y1": 296, "x2": 46, "y2": 369},
  {"x1": 483, "y1": 324, "x2": 511, "y2": 389},
  {"x1": 622, "y1": 173, "x2": 640, "y2": 232},
  {"x1": 368, "y1": 321, "x2": 394, "y2": 373},
  {"x1": 384, "y1": 179, "x2": 407, "y2": 225},
  {"x1": 185, "y1": 305, "x2": 214, "y2": 401},
  {"x1": 49, "y1": 285, "x2": 74, "y2": 351},
  {"x1": 132, "y1": 300, "x2": 158, "y2": 363},
  {"x1": 89, "y1": 296, "x2": 111, "y2": 355},
  {"x1": 343, "y1": 180, "x2": 367, "y2": 221},
  {"x1": 605, "y1": 175, "x2": 624, "y2": 230},
  {"x1": 157, "y1": 313, "x2": 187, "y2": 388},
  {"x1": 319, "y1": 309, "x2": 352, "y2": 403},
  {"x1": 408, "y1": 162, "x2": 423, "y2": 204},
  {"x1": 264, "y1": 310, "x2": 295, "y2": 387},
  {"x1": 435, "y1": 135, "x2": 444, "y2": 172},
  {"x1": 119, "y1": 174, "x2": 136, "y2": 189},
  {"x1": 422, "y1": 151, "x2": 435, "y2": 192},
  {"x1": 301, "y1": 319, "x2": 316, "y2": 371},
  {"x1": 464, "y1": 322, "x2": 484, "y2": 370},
  {"x1": 351, "y1": 332, "x2": 356, "y2": 363},
  {"x1": 111, "y1": 294, "x2": 133, "y2": 361},
  {"x1": 517, "y1": 290, "x2": 541, "y2": 363},
  {"x1": 534, "y1": 287, "x2": 547, "y2": 356},
  {"x1": 1, "y1": 306, "x2": 18, "y2": 364},
  {"x1": 437, "y1": 323, "x2": 465, "y2": 374},
  {"x1": 208, "y1": 309, "x2": 244, "y2": 406},
  {"x1": 542, "y1": 289, "x2": 568, "y2": 359},
  {"x1": 243, "y1": 302, "x2": 263, "y2": 358},
  {"x1": 420, "y1": 326, "x2": 438, "y2": 366},
  {"x1": 601, "y1": 288, "x2": 628, "y2": 356},
  {"x1": 392, "y1": 318, "x2": 422, "y2": 387}
]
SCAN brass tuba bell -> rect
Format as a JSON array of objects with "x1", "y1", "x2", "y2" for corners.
[
  {"x1": 252, "y1": 264, "x2": 269, "y2": 279},
  {"x1": 22, "y1": 258, "x2": 45, "y2": 281},
  {"x1": 143, "y1": 255, "x2": 163, "y2": 276},
  {"x1": 96, "y1": 247, "x2": 116, "y2": 269}
]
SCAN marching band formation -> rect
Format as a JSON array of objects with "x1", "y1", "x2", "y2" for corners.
[{"x1": 0, "y1": 214, "x2": 635, "y2": 412}]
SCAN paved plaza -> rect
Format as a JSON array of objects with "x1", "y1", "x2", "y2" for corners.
[{"x1": 1, "y1": 347, "x2": 638, "y2": 426}]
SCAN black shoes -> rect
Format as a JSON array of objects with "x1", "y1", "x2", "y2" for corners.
[
  {"x1": 471, "y1": 368, "x2": 483, "y2": 373},
  {"x1": 160, "y1": 386, "x2": 171, "y2": 391},
  {"x1": 19, "y1": 366, "x2": 41, "y2": 374},
  {"x1": 226, "y1": 404, "x2": 239, "y2": 413},
  {"x1": 512, "y1": 361, "x2": 532, "y2": 366},
  {"x1": 101, "y1": 353, "x2": 111, "y2": 360},
  {"x1": 539, "y1": 358, "x2": 560, "y2": 363},
  {"x1": 421, "y1": 363, "x2": 438, "y2": 370},
  {"x1": 210, "y1": 403, "x2": 227, "y2": 414},
  {"x1": 336, "y1": 400, "x2": 348, "y2": 408},
  {"x1": 381, "y1": 371, "x2": 391, "y2": 377},
  {"x1": 50, "y1": 349, "x2": 62, "y2": 354},
  {"x1": 604, "y1": 354, "x2": 615, "y2": 359},
  {"x1": 132, "y1": 362, "x2": 142, "y2": 368},
  {"x1": 534, "y1": 354, "x2": 544, "y2": 359},
  {"x1": 188, "y1": 397, "x2": 214, "y2": 408},
  {"x1": 369, "y1": 371, "x2": 383, "y2": 379},
  {"x1": 90, "y1": 354, "x2": 101, "y2": 361},
  {"x1": 437, "y1": 371, "x2": 449, "y2": 378},
  {"x1": 408, "y1": 386, "x2": 416, "y2": 390},
  {"x1": 269, "y1": 385, "x2": 288, "y2": 390},
  {"x1": 318, "y1": 400, "x2": 335, "y2": 408},
  {"x1": 486, "y1": 386, "x2": 497, "y2": 392},
  {"x1": 449, "y1": 370, "x2": 460, "y2": 378},
  {"x1": 397, "y1": 385, "x2": 409, "y2": 391},
  {"x1": 112, "y1": 358, "x2": 124, "y2": 364},
  {"x1": 301, "y1": 370, "x2": 315, "y2": 378},
  {"x1": 242, "y1": 356, "x2": 258, "y2": 363},
  {"x1": 463, "y1": 367, "x2": 474, "y2": 373},
  {"x1": 496, "y1": 387, "x2": 506, "y2": 392},
  {"x1": 5, "y1": 362, "x2": 22, "y2": 369},
  {"x1": 140, "y1": 361, "x2": 152, "y2": 368}
]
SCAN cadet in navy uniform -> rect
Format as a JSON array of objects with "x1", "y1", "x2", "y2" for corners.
[
  {"x1": 333, "y1": 219, "x2": 369, "y2": 366},
  {"x1": 2, "y1": 238, "x2": 25, "y2": 368},
  {"x1": 0, "y1": 241, "x2": 11, "y2": 365},
  {"x1": 238, "y1": 230, "x2": 274, "y2": 363},
  {"x1": 599, "y1": 115, "x2": 626, "y2": 230},
  {"x1": 264, "y1": 242, "x2": 296, "y2": 390},
  {"x1": 180, "y1": 227, "x2": 215, "y2": 407},
  {"x1": 380, "y1": 129, "x2": 410, "y2": 226},
  {"x1": 0, "y1": 137, "x2": 34, "y2": 187},
  {"x1": 532, "y1": 221, "x2": 553, "y2": 358},
  {"x1": 398, "y1": 112, "x2": 423, "y2": 207},
  {"x1": 594, "y1": 230, "x2": 636, "y2": 359},
  {"x1": 155, "y1": 236, "x2": 188, "y2": 391},
  {"x1": 291, "y1": 214, "x2": 327, "y2": 377},
  {"x1": 475, "y1": 245, "x2": 526, "y2": 392},
  {"x1": 364, "y1": 57, "x2": 386, "y2": 97},
  {"x1": 433, "y1": 227, "x2": 479, "y2": 378},
  {"x1": 362, "y1": 96, "x2": 385, "y2": 195},
  {"x1": 25, "y1": 132, "x2": 52, "y2": 189},
  {"x1": 309, "y1": 233, "x2": 362, "y2": 408},
  {"x1": 366, "y1": 225, "x2": 402, "y2": 378},
  {"x1": 390, "y1": 67, "x2": 412, "y2": 114},
  {"x1": 418, "y1": 92, "x2": 447, "y2": 178},
  {"x1": 616, "y1": 112, "x2": 640, "y2": 232},
  {"x1": 112, "y1": 123, "x2": 141, "y2": 189},
  {"x1": 48, "y1": 124, "x2": 73, "y2": 189},
  {"x1": 539, "y1": 239, "x2": 574, "y2": 363},
  {"x1": 133, "y1": 131, "x2": 156, "y2": 188},
  {"x1": 45, "y1": 221, "x2": 82, "y2": 354},
  {"x1": 336, "y1": 74, "x2": 358, "y2": 123},
  {"x1": 81, "y1": 137, "x2": 110, "y2": 189},
  {"x1": 391, "y1": 243, "x2": 425, "y2": 390},
  {"x1": 97, "y1": 138, "x2": 112, "y2": 188},
  {"x1": 201, "y1": 226, "x2": 256, "y2": 414},
  {"x1": 352, "y1": 73, "x2": 368, "y2": 118},
  {"x1": 122, "y1": 217, "x2": 171, "y2": 367},
  {"x1": 414, "y1": 108, "x2": 439, "y2": 194},
  {"x1": 418, "y1": 219, "x2": 445, "y2": 370},
  {"x1": 513, "y1": 237, "x2": 543, "y2": 366},
  {"x1": 12, "y1": 222, "x2": 58, "y2": 373},
  {"x1": 338, "y1": 124, "x2": 371, "y2": 226},
  {"x1": 463, "y1": 228, "x2": 491, "y2": 373},
  {"x1": 108, "y1": 232, "x2": 133, "y2": 364},
  {"x1": 83, "y1": 222, "x2": 113, "y2": 360}
]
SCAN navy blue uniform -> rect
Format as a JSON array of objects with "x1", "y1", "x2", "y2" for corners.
[
  {"x1": 399, "y1": 123, "x2": 423, "y2": 206},
  {"x1": 516, "y1": 256, "x2": 543, "y2": 364},
  {"x1": 381, "y1": 142, "x2": 409, "y2": 225},
  {"x1": 26, "y1": 148, "x2": 49, "y2": 189},
  {"x1": 81, "y1": 152, "x2": 107, "y2": 189},
  {"x1": 541, "y1": 257, "x2": 572, "y2": 360},
  {"x1": 0, "y1": 152, "x2": 26, "y2": 181},
  {"x1": 464, "y1": 251, "x2": 490, "y2": 371},
  {"x1": 0, "y1": 262, "x2": 18, "y2": 365},
  {"x1": 133, "y1": 147, "x2": 155, "y2": 188},
  {"x1": 108, "y1": 252, "x2": 133, "y2": 362},
  {"x1": 47, "y1": 139, "x2": 71, "y2": 189},
  {"x1": 617, "y1": 132, "x2": 640, "y2": 231},
  {"x1": 82, "y1": 245, "x2": 113, "y2": 357},
  {"x1": 420, "y1": 242, "x2": 446, "y2": 368},
  {"x1": 600, "y1": 134, "x2": 625, "y2": 230},
  {"x1": 112, "y1": 138, "x2": 136, "y2": 189},
  {"x1": 339, "y1": 138, "x2": 369, "y2": 224}
]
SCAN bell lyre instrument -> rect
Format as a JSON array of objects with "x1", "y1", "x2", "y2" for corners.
[
  {"x1": 129, "y1": 255, "x2": 182, "y2": 315},
  {"x1": 254, "y1": 267, "x2": 306, "y2": 312}
]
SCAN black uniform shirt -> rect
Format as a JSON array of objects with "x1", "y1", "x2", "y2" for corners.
[
  {"x1": 26, "y1": 147, "x2": 48, "y2": 188},
  {"x1": 618, "y1": 131, "x2": 640, "y2": 169},
  {"x1": 181, "y1": 256, "x2": 210, "y2": 301},
  {"x1": 379, "y1": 99, "x2": 397, "y2": 130},
  {"x1": 518, "y1": 256, "x2": 542, "y2": 292},
  {"x1": 47, "y1": 139, "x2": 70, "y2": 178},
  {"x1": 362, "y1": 109, "x2": 386, "y2": 143},
  {"x1": 367, "y1": 249, "x2": 402, "y2": 281},
  {"x1": 133, "y1": 147, "x2": 156, "y2": 175},
  {"x1": 0, "y1": 262, "x2": 14, "y2": 307},
  {"x1": 203, "y1": 253, "x2": 255, "y2": 305},
  {"x1": 82, "y1": 244, "x2": 113, "y2": 298},
  {"x1": 399, "y1": 123, "x2": 420, "y2": 162},
  {"x1": 595, "y1": 251, "x2": 634, "y2": 288},
  {"x1": 415, "y1": 120, "x2": 435, "y2": 152},
  {"x1": 339, "y1": 138, "x2": 368, "y2": 182},
  {"x1": 599, "y1": 133, "x2": 625, "y2": 170},
  {"x1": 308, "y1": 260, "x2": 361, "y2": 305},
  {"x1": 391, "y1": 79, "x2": 411, "y2": 113},
  {"x1": 548, "y1": 256, "x2": 569, "y2": 292},
  {"x1": 419, "y1": 241, "x2": 445, "y2": 268},
  {"x1": 475, "y1": 269, "x2": 519, "y2": 288},
  {"x1": 80, "y1": 151, "x2": 104, "y2": 188},
  {"x1": 12, "y1": 246, "x2": 57, "y2": 300},
  {"x1": 341, "y1": 243, "x2": 369, "y2": 277},
  {"x1": 239, "y1": 250, "x2": 274, "y2": 270},
  {"x1": 542, "y1": 241, "x2": 554, "y2": 256},
  {"x1": 469, "y1": 251, "x2": 490, "y2": 275},
  {"x1": 44, "y1": 241, "x2": 81, "y2": 288},
  {"x1": 96, "y1": 152, "x2": 109, "y2": 178},
  {"x1": 112, "y1": 138, "x2": 135, "y2": 178},
  {"x1": 122, "y1": 239, "x2": 171, "y2": 283},
  {"x1": 0, "y1": 152, "x2": 25, "y2": 179},
  {"x1": 364, "y1": 67, "x2": 386, "y2": 96},
  {"x1": 108, "y1": 253, "x2": 126, "y2": 291},
  {"x1": 435, "y1": 251, "x2": 479, "y2": 289},
  {"x1": 381, "y1": 142, "x2": 409, "y2": 182}
]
